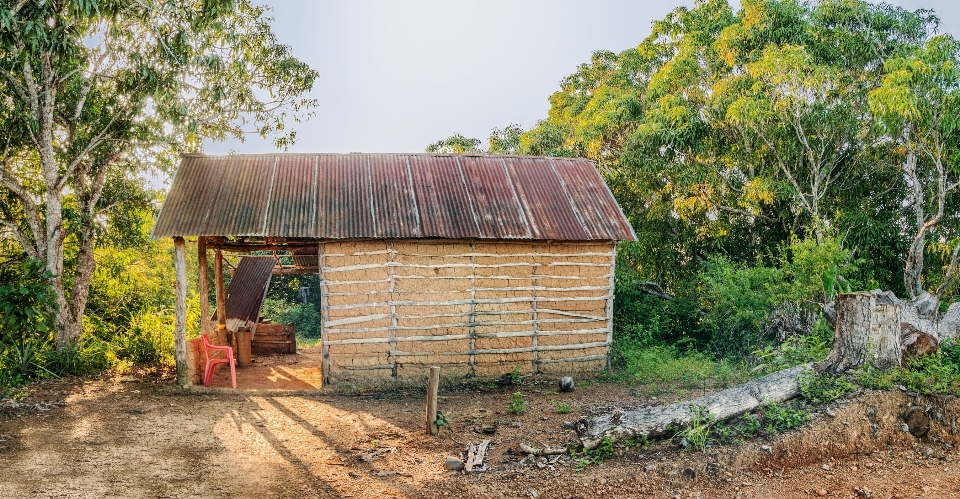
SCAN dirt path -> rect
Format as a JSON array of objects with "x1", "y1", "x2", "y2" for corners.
[{"x1": 1, "y1": 369, "x2": 958, "y2": 498}]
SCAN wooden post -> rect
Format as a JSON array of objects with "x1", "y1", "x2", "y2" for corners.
[
  {"x1": 426, "y1": 366, "x2": 441, "y2": 435},
  {"x1": 173, "y1": 237, "x2": 188, "y2": 386},
  {"x1": 318, "y1": 241, "x2": 331, "y2": 386},
  {"x1": 198, "y1": 237, "x2": 210, "y2": 338},
  {"x1": 214, "y1": 247, "x2": 227, "y2": 333}
]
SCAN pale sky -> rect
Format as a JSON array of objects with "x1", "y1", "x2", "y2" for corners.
[{"x1": 202, "y1": 0, "x2": 960, "y2": 157}]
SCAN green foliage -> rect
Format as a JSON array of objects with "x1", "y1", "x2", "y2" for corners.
[
  {"x1": 435, "y1": 412, "x2": 451, "y2": 431},
  {"x1": 551, "y1": 400, "x2": 573, "y2": 414},
  {"x1": 261, "y1": 298, "x2": 321, "y2": 339},
  {"x1": 508, "y1": 391, "x2": 528, "y2": 415},
  {"x1": 855, "y1": 340, "x2": 960, "y2": 395},
  {"x1": 425, "y1": 133, "x2": 482, "y2": 154},
  {"x1": 0, "y1": 0, "x2": 318, "y2": 350},
  {"x1": 507, "y1": 365, "x2": 523, "y2": 386},
  {"x1": 674, "y1": 405, "x2": 714, "y2": 452},
  {"x1": 0, "y1": 259, "x2": 57, "y2": 391},
  {"x1": 615, "y1": 344, "x2": 749, "y2": 394},
  {"x1": 752, "y1": 320, "x2": 833, "y2": 374},
  {"x1": 760, "y1": 403, "x2": 811, "y2": 434},
  {"x1": 699, "y1": 257, "x2": 790, "y2": 357},
  {"x1": 571, "y1": 437, "x2": 617, "y2": 471},
  {"x1": 799, "y1": 370, "x2": 857, "y2": 404}
]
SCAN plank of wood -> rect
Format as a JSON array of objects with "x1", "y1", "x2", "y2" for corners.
[{"x1": 465, "y1": 439, "x2": 491, "y2": 472}]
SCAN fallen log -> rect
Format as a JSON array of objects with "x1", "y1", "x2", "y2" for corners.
[{"x1": 570, "y1": 364, "x2": 810, "y2": 449}]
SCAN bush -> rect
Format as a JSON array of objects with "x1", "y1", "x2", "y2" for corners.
[
  {"x1": 799, "y1": 369, "x2": 857, "y2": 404},
  {"x1": 0, "y1": 259, "x2": 57, "y2": 393},
  {"x1": 752, "y1": 319, "x2": 833, "y2": 374},
  {"x1": 261, "y1": 298, "x2": 321, "y2": 339}
]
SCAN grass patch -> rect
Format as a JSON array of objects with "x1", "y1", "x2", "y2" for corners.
[{"x1": 617, "y1": 344, "x2": 751, "y2": 395}]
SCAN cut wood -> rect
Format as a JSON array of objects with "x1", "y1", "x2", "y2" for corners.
[
  {"x1": 464, "y1": 439, "x2": 490, "y2": 472},
  {"x1": 570, "y1": 364, "x2": 809, "y2": 450},
  {"x1": 519, "y1": 443, "x2": 568, "y2": 456}
]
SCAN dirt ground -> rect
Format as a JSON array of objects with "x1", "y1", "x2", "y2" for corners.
[{"x1": 1, "y1": 347, "x2": 959, "y2": 498}]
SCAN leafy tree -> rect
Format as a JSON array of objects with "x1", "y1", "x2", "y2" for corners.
[
  {"x1": 487, "y1": 124, "x2": 523, "y2": 154},
  {"x1": 870, "y1": 34, "x2": 960, "y2": 301},
  {"x1": 0, "y1": 0, "x2": 317, "y2": 349},
  {"x1": 425, "y1": 133, "x2": 482, "y2": 154}
]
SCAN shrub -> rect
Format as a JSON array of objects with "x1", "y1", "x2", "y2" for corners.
[
  {"x1": 752, "y1": 319, "x2": 833, "y2": 374},
  {"x1": 261, "y1": 298, "x2": 321, "y2": 339},
  {"x1": 799, "y1": 369, "x2": 857, "y2": 404}
]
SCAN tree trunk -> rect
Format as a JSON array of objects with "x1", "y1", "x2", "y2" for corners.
[
  {"x1": 818, "y1": 293, "x2": 902, "y2": 374},
  {"x1": 571, "y1": 365, "x2": 810, "y2": 449}
]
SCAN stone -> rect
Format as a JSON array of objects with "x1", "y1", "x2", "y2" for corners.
[
  {"x1": 816, "y1": 489, "x2": 828, "y2": 496},
  {"x1": 559, "y1": 376, "x2": 575, "y2": 393},
  {"x1": 482, "y1": 425, "x2": 497, "y2": 435},
  {"x1": 644, "y1": 464, "x2": 658, "y2": 473},
  {"x1": 681, "y1": 467, "x2": 696, "y2": 480},
  {"x1": 445, "y1": 456, "x2": 464, "y2": 471}
]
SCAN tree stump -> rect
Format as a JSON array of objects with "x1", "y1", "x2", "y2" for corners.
[{"x1": 818, "y1": 293, "x2": 902, "y2": 374}]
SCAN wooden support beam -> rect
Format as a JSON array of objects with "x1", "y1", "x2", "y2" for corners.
[
  {"x1": 319, "y1": 242, "x2": 331, "y2": 387},
  {"x1": 426, "y1": 366, "x2": 441, "y2": 435},
  {"x1": 173, "y1": 237, "x2": 188, "y2": 386},
  {"x1": 215, "y1": 247, "x2": 227, "y2": 331},
  {"x1": 198, "y1": 237, "x2": 210, "y2": 338}
]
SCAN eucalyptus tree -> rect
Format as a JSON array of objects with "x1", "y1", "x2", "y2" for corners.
[{"x1": 0, "y1": 0, "x2": 317, "y2": 349}]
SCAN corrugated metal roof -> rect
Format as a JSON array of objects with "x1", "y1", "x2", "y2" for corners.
[
  {"x1": 153, "y1": 153, "x2": 636, "y2": 241},
  {"x1": 219, "y1": 256, "x2": 275, "y2": 324}
]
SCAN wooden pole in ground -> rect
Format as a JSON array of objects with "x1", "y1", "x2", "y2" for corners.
[
  {"x1": 173, "y1": 237, "x2": 188, "y2": 386},
  {"x1": 198, "y1": 237, "x2": 209, "y2": 337},
  {"x1": 426, "y1": 366, "x2": 441, "y2": 435},
  {"x1": 214, "y1": 247, "x2": 227, "y2": 342}
]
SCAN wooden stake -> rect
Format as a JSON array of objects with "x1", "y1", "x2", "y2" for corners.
[
  {"x1": 173, "y1": 237, "x2": 188, "y2": 386},
  {"x1": 426, "y1": 366, "x2": 441, "y2": 435},
  {"x1": 198, "y1": 237, "x2": 210, "y2": 338}
]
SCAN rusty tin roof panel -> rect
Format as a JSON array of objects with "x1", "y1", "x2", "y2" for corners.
[
  {"x1": 266, "y1": 154, "x2": 316, "y2": 237},
  {"x1": 503, "y1": 156, "x2": 590, "y2": 241},
  {"x1": 220, "y1": 256, "x2": 275, "y2": 323},
  {"x1": 369, "y1": 155, "x2": 421, "y2": 238},
  {"x1": 408, "y1": 155, "x2": 481, "y2": 239},
  {"x1": 458, "y1": 156, "x2": 530, "y2": 239},
  {"x1": 552, "y1": 158, "x2": 637, "y2": 241},
  {"x1": 153, "y1": 153, "x2": 635, "y2": 241},
  {"x1": 316, "y1": 154, "x2": 375, "y2": 239}
]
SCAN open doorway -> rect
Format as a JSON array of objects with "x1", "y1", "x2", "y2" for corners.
[{"x1": 204, "y1": 253, "x2": 324, "y2": 390}]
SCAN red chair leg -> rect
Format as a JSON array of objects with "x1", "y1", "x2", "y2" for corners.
[
  {"x1": 229, "y1": 357, "x2": 237, "y2": 389},
  {"x1": 204, "y1": 359, "x2": 214, "y2": 387}
]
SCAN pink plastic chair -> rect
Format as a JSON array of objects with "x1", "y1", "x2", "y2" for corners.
[{"x1": 201, "y1": 333, "x2": 237, "y2": 389}]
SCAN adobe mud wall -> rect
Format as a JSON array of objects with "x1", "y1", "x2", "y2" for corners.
[{"x1": 319, "y1": 240, "x2": 616, "y2": 384}]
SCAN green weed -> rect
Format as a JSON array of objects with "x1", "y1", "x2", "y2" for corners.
[
  {"x1": 508, "y1": 391, "x2": 528, "y2": 415},
  {"x1": 551, "y1": 400, "x2": 574, "y2": 414},
  {"x1": 673, "y1": 405, "x2": 714, "y2": 451},
  {"x1": 799, "y1": 369, "x2": 857, "y2": 404}
]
